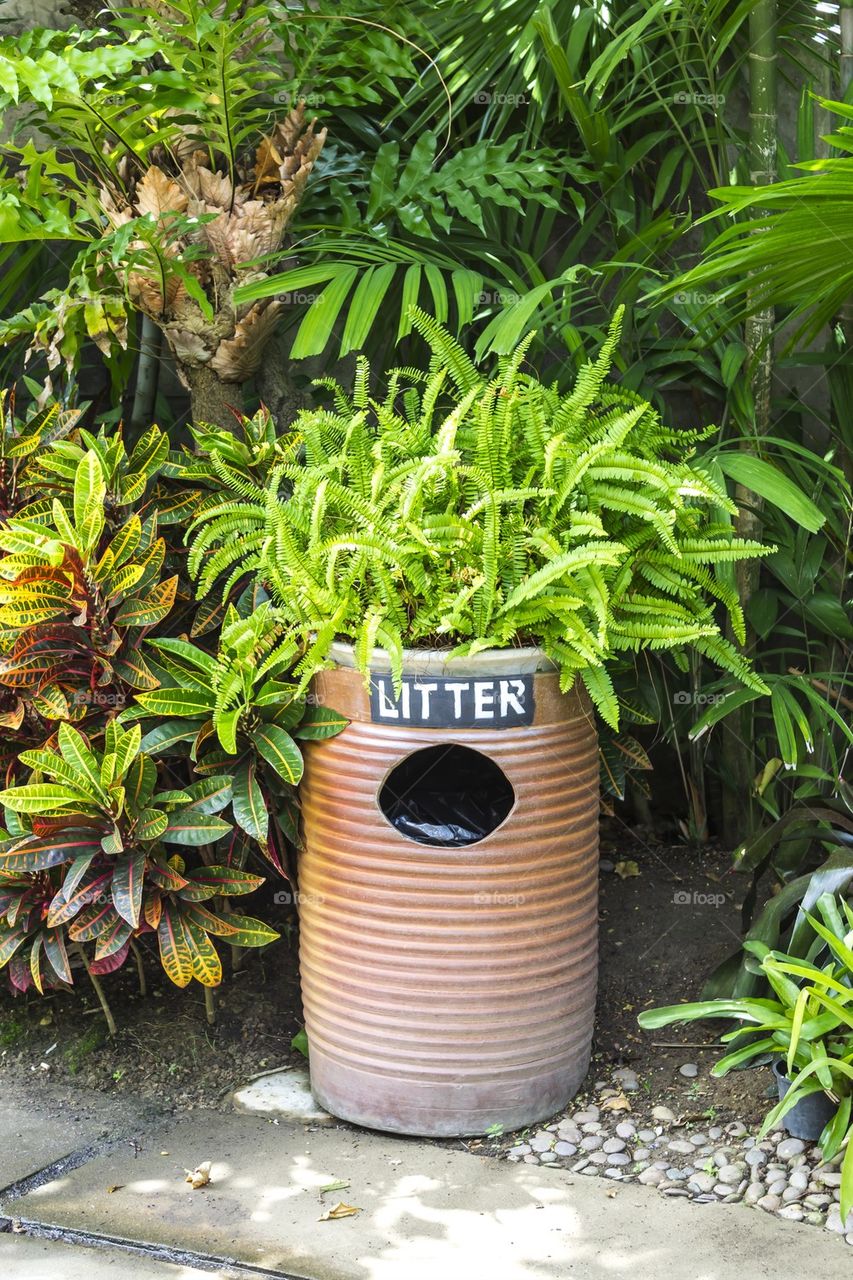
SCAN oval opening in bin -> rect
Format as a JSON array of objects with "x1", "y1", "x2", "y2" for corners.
[{"x1": 378, "y1": 744, "x2": 515, "y2": 847}]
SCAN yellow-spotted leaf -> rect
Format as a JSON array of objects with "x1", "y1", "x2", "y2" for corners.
[
  {"x1": 157, "y1": 901, "x2": 193, "y2": 988},
  {"x1": 114, "y1": 575, "x2": 177, "y2": 628},
  {"x1": 144, "y1": 892, "x2": 162, "y2": 930},
  {"x1": 107, "y1": 515, "x2": 142, "y2": 569},
  {"x1": 135, "y1": 688, "x2": 214, "y2": 717},
  {"x1": 0, "y1": 783, "x2": 87, "y2": 814},
  {"x1": 137, "y1": 808, "x2": 168, "y2": 841},
  {"x1": 213, "y1": 912, "x2": 279, "y2": 948},
  {"x1": 107, "y1": 562, "x2": 146, "y2": 599},
  {"x1": 30, "y1": 934, "x2": 44, "y2": 994},
  {"x1": 182, "y1": 902, "x2": 240, "y2": 937},
  {"x1": 124, "y1": 755, "x2": 157, "y2": 816},
  {"x1": 184, "y1": 917, "x2": 223, "y2": 987}
]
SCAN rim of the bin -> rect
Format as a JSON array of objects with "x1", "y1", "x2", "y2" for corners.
[{"x1": 327, "y1": 640, "x2": 558, "y2": 677}]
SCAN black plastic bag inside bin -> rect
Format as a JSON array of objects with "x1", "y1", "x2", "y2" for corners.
[{"x1": 378, "y1": 744, "x2": 515, "y2": 846}]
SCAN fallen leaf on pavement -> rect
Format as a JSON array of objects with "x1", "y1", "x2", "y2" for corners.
[
  {"x1": 184, "y1": 1160, "x2": 211, "y2": 1189},
  {"x1": 106, "y1": 1185, "x2": 124, "y2": 1194},
  {"x1": 318, "y1": 1201, "x2": 361, "y2": 1221},
  {"x1": 601, "y1": 1092, "x2": 631, "y2": 1112},
  {"x1": 319, "y1": 1179, "x2": 351, "y2": 1195}
]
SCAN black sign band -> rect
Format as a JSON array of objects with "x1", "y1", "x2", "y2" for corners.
[{"x1": 368, "y1": 673, "x2": 535, "y2": 728}]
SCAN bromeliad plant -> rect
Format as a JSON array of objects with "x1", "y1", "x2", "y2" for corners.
[
  {"x1": 0, "y1": 721, "x2": 277, "y2": 1023},
  {"x1": 639, "y1": 891, "x2": 853, "y2": 1219},
  {"x1": 189, "y1": 307, "x2": 773, "y2": 728},
  {"x1": 129, "y1": 602, "x2": 347, "y2": 867}
]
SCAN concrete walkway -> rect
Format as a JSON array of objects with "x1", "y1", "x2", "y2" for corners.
[{"x1": 0, "y1": 1086, "x2": 849, "y2": 1280}]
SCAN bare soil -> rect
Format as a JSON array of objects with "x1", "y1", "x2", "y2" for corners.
[{"x1": 0, "y1": 825, "x2": 770, "y2": 1132}]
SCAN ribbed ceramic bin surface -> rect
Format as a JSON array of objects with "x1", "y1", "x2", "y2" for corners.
[{"x1": 298, "y1": 650, "x2": 600, "y2": 1137}]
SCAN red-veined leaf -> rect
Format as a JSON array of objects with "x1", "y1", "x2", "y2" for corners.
[
  {"x1": 232, "y1": 757, "x2": 268, "y2": 843},
  {"x1": 0, "y1": 834, "x2": 98, "y2": 873},
  {"x1": 111, "y1": 849, "x2": 145, "y2": 927},
  {"x1": 183, "y1": 865, "x2": 264, "y2": 896},
  {"x1": 0, "y1": 926, "x2": 26, "y2": 968},
  {"x1": 94, "y1": 914, "x2": 133, "y2": 960},
  {"x1": 69, "y1": 901, "x2": 121, "y2": 942},
  {"x1": 47, "y1": 871, "x2": 112, "y2": 927},
  {"x1": 88, "y1": 940, "x2": 131, "y2": 974},
  {"x1": 43, "y1": 927, "x2": 72, "y2": 984},
  {"x1": 148, "y1": 855, "x2": 189, "y2": 890}
]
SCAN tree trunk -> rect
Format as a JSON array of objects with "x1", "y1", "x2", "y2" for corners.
[
  {"x1": 842, "y1": 0, "x2": 853, "y2": 96},
  {"x1": 184, "y1": 364, "x2": 243, "y2": 432},
  {"x1": 256, "y1": 327, "x2": 307, "y2": 432},
  {"x1": 721, "y1": 0, "x2": 777, "y2": 845}
]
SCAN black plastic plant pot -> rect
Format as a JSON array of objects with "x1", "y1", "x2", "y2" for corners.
[{"x1": 772, "y1": 1059, "x2": 837, "y2": 1141}]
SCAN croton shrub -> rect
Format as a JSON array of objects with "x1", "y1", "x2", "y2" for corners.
[{"x1": 0, "y1": 400, "x2": 344, "y2": 1018}]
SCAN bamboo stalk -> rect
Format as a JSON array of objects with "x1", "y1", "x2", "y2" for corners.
[
  {"x1": 130, "y1": 315, "x2": 163, "y2": 431},
  {"x1": 723, "y1": 0, "x2": 777, "y2": 844}
]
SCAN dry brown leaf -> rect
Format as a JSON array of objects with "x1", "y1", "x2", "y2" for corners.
[
  {"x1": 184, "y1": 1160, "x2": 211, "y2": 1189},
  {"x1": 196, "y1": 166, "x2": 235, "y2": 211},
  {"x1": 135, "y1": 165, "x2": 188, "y2": 220},
  {"x1": 227, "y1": 202, "x2": 289, "y2": 266},
  {"x1": 614, "y1": 860, "x2": 640, "y2": 880},
  {"x1": 210, "y1": 302, "x2": 281, "y2": 381},
  {"x1": 318, "y1": 1201, "x2": 361, "y2": 1222},
  {"x1": 254, "y1": 136, "x2": 284, "y2": 190},
  {"x1": 601, "y1": 1092, "x2": 632, "y2": 1112},
  {"x1": 166, "y1": 326, "x2": 212, "y2": 365}
]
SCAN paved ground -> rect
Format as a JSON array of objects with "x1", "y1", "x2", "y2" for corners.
[
  {"x1": 0, "y1": 1234, "x2": 234, "y2": 1280},
  {"x1": 1, "y1": 1092, "x2": 850, "y2": 1280}
]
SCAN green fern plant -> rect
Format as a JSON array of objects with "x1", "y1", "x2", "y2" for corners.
[{"x1": 188, "y1": 307, "x2": 773, "y2": 727}]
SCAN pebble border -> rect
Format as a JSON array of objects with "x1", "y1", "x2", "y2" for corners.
[{"x1": 503, "y1": 1068, "x2": 852, "y2": 1242}]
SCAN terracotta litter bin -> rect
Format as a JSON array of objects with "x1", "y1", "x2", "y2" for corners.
[{"x1": 297, "y1": 644, "x2": 600, "y2": 1137}]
